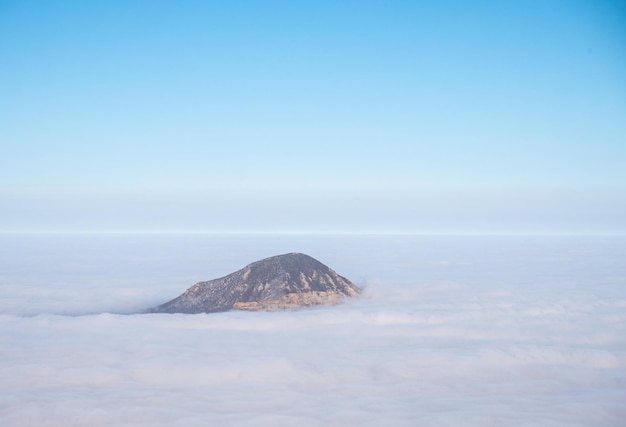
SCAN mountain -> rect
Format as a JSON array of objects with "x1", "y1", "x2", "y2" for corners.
[{"x1": 148, "y1": 252, "x2": 360, "y2": 314}]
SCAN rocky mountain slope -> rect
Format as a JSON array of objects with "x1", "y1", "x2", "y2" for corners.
[{"x1": 149, "y1": 253, "x2": 360, "y2": 314}]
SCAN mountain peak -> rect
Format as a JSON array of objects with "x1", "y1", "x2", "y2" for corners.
[{"x1": 149, "y1": 253, "x2": 360, "y2": 314}]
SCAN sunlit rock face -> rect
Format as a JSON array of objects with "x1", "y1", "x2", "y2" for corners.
[{"x1": 149, "y1": 253, "x2": 360, "y2": 314}]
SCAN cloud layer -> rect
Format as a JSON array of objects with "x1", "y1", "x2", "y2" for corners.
[{"x1": 1, "y1": 234, "x2": 625, "y2": 426}]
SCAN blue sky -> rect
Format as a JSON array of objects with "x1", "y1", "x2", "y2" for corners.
[{"x1": 1, "y1": 0, "x2": 625, "y2": 233}]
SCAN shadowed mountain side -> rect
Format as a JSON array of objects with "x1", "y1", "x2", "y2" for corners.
[{"x1": 148, "y1": 253, "x2": 360, "y2": 314}]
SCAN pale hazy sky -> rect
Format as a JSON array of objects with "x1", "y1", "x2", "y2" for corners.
[{"x1": 1, "y1": 1, "x2": 625, "y2": 233}]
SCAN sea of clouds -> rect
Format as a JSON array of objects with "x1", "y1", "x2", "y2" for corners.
[{"x1": 1, "y1": 233, "x2": 625, "y2": 426}]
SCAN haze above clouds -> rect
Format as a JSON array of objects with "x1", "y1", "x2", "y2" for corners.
[{"x1": 3, "y1": 187, "x2": 626, "y2": 234}]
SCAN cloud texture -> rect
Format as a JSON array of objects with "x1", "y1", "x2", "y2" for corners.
[{"x1": 1, "y1": 234, "x2": 625, "y2": 426}]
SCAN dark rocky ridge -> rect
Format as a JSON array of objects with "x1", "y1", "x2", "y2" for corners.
[{"x1": 149, "y1": 253, "x2": 360, "y2": 314}]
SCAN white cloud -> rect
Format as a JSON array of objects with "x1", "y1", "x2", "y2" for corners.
[{"x1": 1, "y1": 234, "x2": 625, "y2": 426}]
